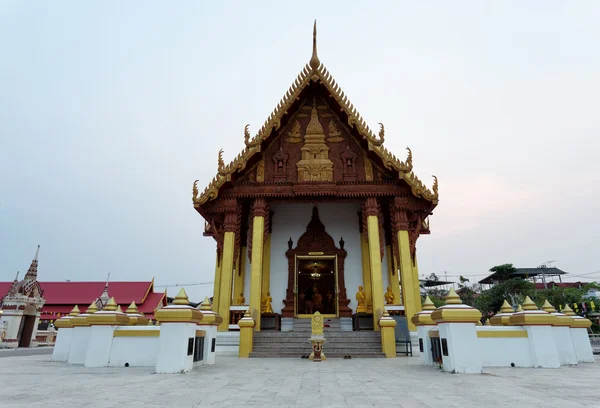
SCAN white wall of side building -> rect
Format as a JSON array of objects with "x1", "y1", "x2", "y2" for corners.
[{"x1": 269, "y1": 203, "x2": 364, "y2": 314}]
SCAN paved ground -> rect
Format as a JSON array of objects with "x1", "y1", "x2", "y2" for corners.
[
  {"x1": 0, "y1": 347, "x2": 53, "y2": 358},
  {"x1": 0, "y1": 353, "x2": 599, "y2": 408}
]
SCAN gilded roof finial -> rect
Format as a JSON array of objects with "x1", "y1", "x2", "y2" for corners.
[
  {"x1": 192, "y1": 180, "x2": 199, "y2": 202},
  {"x1": 104, "y1": 297, "x2": 118, "y2": 312},
  {"x1": 200, "y1": 296, "x2": 213, "y2": 311},
  {"x1": 522, "y1": 296, "x2": 538, "y2": 311},
  {"x1": 499, "y1": 300, "x2": 513, "y2": 314},
  {"x1": 173, "y1": 288, "x2": 190, "y2": 305},
  {"x1": 541, "y1": 300, "x2": 556, "y2": 313},
  {"x1": 125, "y1": 301, "x2": 140, "y2": 314},
  {"x1": 217, "y1": 149, "x2": 225, "y2": 174},
  {"x1": 422, "y1": 296, "x2": 436, "y2": 311},
  {"x1": 309, "y1": 20, "x2": 320, "y2": 69},
  {"x1": 69, "y1": 305, "x2": 80, "y2": 317},
  {"x1": 445, "y1": 287, "x2": 462, "y2": 305},
  {"x1": 86, "y1": 302, "x2": 98, "y2": 314},
  {"x1": 432, "y1": 175, "x2": 439, "y2": 197}
]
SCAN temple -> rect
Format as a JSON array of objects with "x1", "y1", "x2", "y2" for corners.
[{"x1": 193, "y1": 22, "x2": 438, "y2": 347}]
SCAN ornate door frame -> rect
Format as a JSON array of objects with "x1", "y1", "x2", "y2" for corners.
[{"x1": 281, "y1": 206, "x2": 352, "y2": 318}]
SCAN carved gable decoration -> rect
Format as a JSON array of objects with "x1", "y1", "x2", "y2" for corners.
[
  {"x1": 192, "y1": 23, "x2": 438, "y2": 208},
  {"x1": 295, "y1": 206, "x2": 337, "y2": 252},
  {"x1": 296, "y1": 100, "x2": 334, "y2": 182},
  {"x1": 272, "y1": 146, "x2": 289, "y2": 182}
]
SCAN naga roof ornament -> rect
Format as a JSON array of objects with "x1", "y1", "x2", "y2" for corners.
[{"x1": 193, "y1": 21, "x2": 439, "y2": 206}]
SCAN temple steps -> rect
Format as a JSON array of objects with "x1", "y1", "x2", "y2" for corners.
[{"x1": 250, "y1": 319, "x2": 385, "y2": 358}]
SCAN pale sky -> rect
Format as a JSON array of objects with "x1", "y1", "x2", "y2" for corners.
[{"x1": 1, "y1": 1, "x2": 599, "y2": 301}]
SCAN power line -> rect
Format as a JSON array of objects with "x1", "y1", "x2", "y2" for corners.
[{"x1": 154, "y1": 281, "x2": 214, "y2": 288}]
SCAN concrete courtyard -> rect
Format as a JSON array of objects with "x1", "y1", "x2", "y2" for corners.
[{"x1": 0, "y1": 349, "x2": 598, "y2": 408}]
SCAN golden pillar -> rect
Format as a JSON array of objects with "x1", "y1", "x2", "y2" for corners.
[
  {"x1": 261, "y1": 234, "x2": 271, "y2": 299},
  {"x1": 398, "y1": 229, "x2": 421, "y2": 331},
  {"x1": 364, "y1": 198, "x2": 384, "y2": 330},
  {"x1": 386, "y1": 245, "x2": 401, "y2": 304},
  {"x1": 238, "y1": 310, "x2": 255, "y2": 358},
  {"x1": 233, "y1": 246, "x2": 246, "y2": 304},
  {"x1": 379, "y1": 310, "x2": 397, "y2": 358},
  {"x1": 359, "y1": 234, "x2": 373, "y2": 312},
  {"x1": 212, "y1": 249, "x2": 223, "y2": 315},
  {"x1": 249, "y1": 198, "x2": 267, "y2": 331},
  {"x1": 217, "y1": 212, "x2": 237, "y2": 331}
]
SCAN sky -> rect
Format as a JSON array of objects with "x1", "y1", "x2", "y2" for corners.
[{"x1": 1, "y1": 1, "x2": 599, "y2": 302}]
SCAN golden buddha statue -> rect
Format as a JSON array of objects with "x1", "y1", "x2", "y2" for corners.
[
  {"x1": 384, "y1": 286, "x2": 395, "y2": 305},
  {"x1": 356, "y1": 286, "x2": 367, "y2": 313},
  {"x1": 235, "y1": 292, "x2": 246, "y2": 306},
  {"x1": 261, "y1": 292, "x2": 273, "y2": 314}
]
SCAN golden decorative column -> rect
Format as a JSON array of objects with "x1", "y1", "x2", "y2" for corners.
[
  {"x1": 386, "y1": 244, "x2": 401, "y2": 304},
  {"x1": 392, "y1": 199, "x2": 422, "y2": 331},
  {"x1": 261, "y1": 234, "x2": 271, "y2": 300},
  {"x1": 364, "y1": 197, "x2": 385, "y2": 330},
  {"x1": 233, "y1": 246, "x2": 246, "y2": 304},
  {"x1": 238, "y1": 310, "x2": 255, "y2": 358},
  {"x1": 212, "y1": 249, "x2": 223, "y2": 317},
  {"x1": 379, "y1": 310, "x2": 397, "y2": 358},
  {"x1": 249, "y1": 198, "x2": 267, "y2": 331},
  {"x1": 359, "y1": 226, "x2": 373, "y2": 313},
  {"x1": 217, "y1": 211, "x2": 237, "y2": 331}
]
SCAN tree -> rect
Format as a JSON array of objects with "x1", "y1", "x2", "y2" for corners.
[
  {"x1": 489, "y1": 264, "x2": 517, "y2": 281},
  {"x1": 474, "y1": 278, "x2": 536, "y2": 318}
]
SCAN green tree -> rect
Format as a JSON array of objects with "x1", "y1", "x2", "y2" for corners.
[
  {"x1": 474, "y1": 279, "x2": 536, "y2": 318},
  {"x1": 489, "y1": 264, "x2": 517, "y2": 281}
]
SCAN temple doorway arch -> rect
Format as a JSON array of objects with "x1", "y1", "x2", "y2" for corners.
[
  {"x1": 17, "y1": 305, "x2": 37, "y2": 348},
  {"x1": 282, "y1": 206, "x2": 351, "y2": 318}
]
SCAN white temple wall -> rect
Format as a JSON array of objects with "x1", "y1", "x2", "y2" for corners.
[
  {"x1": 269, "y1": 203, "x2": 363, "y2": 313},
  {"x1": 108, "y1": 328, "x2": 160, "y2": 367},
  {"x1": 476, "y1": 327, "x2": 533, "y2": 367}
]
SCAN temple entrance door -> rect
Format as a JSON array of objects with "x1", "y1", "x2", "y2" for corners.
[
  {"x1": 295, "y1": 256, "x2": 338, "y2": 318},
  {"x1": 18, "y1": 315, "x2": 36, "y2": 348}
]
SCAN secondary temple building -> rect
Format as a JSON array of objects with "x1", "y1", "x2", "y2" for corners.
[{"x1": 193, "y1": 23, "x2": 439, "y2": 334}]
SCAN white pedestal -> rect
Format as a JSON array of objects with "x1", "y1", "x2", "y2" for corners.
[
  {"x1": 85, "y1": 325, "x2": 116, "y2": 368},
  {"x1": 155, "y1": 323, "x2": 197, "y2": 374},
  {"x1": 51, "y1": 328, "x2": 73, "y2": 362},
  {"x1": 524, "y1": 325, "x2": 560, "y2": 368},
  {"x1": 571, "y1": 328, "x2": 594, "y2": 363},
  {"x1": 438, "y1": 322, "x2": 482, "y2": 374},
  {"x1": 553, "y1": 326, "x2": 578, "y2": 366},
  {"x1": 198, "y1": 324, "x2": 217, "y2": 365},
  {"x1": 67, "y1": 326, "x2": 92, "y2": 365},
  {"x1": 416, "y1": 326, "x2": 434, "y2": 365}
]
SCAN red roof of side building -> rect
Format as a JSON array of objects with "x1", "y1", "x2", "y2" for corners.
[{"x1": 1, "y1": 281, "x2": 167, "y2": 320}]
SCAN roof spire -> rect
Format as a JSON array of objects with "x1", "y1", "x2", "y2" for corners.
[
  {"x1": 24, "y1": 245, "x2": 40, "y2": 280},
  {"x1": 309, "y1": 19, "x2": 320, "y2": 69}
]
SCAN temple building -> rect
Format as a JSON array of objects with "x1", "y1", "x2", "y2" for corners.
[
  {"x1": 0, "y1": 247, "x2": 167, "y2": 347},
  {"x1": 193, "y1": 23, "x2": 438, "y2": 337}
]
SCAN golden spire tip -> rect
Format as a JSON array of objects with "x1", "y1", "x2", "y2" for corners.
[
  {"x1": 310, "y1": 19, "x2": 320, "y2": 69},
  {"x1": 173, "y1": 288, "x2": 190, "y2": 305}
]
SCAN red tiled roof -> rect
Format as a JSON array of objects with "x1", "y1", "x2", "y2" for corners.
[
  {"x1": 0, "y1": 282, "x2": 13, "y2": 299},
  {"x1": 2, "y1": 281, "x2": 166, "y2": 320},
  {"x1": 38, "y1": 282, "x2": 152, "y2": 305}
]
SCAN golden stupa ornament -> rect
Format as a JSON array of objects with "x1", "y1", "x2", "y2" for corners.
[
  {"x1": 296, "y1": 99, "x2": 334, "y2": 181},
  {"x1": 173, "y1": 288, "x2": 190, "y2": 305},
  {"x1": 309, "y1": 20, "x2": 320, "y2": 69}
]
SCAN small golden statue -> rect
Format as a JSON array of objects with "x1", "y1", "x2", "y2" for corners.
[
  {"x1": 261, "y1": 292, "x2": 273, "y2": 314},
  {"x1": 384, "y1": 286, "x2": 395, "y2": 305},
  {"x1": 356, "y1": 286, "x2": 367, "y2": 313},
  {"x1": 235, "y1": 292, "x2": 246, "y2": 306}
]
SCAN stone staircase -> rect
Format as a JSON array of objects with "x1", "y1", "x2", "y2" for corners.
[{"x1": 249, "y1": 318, "x2": 385, "y2": 358}]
